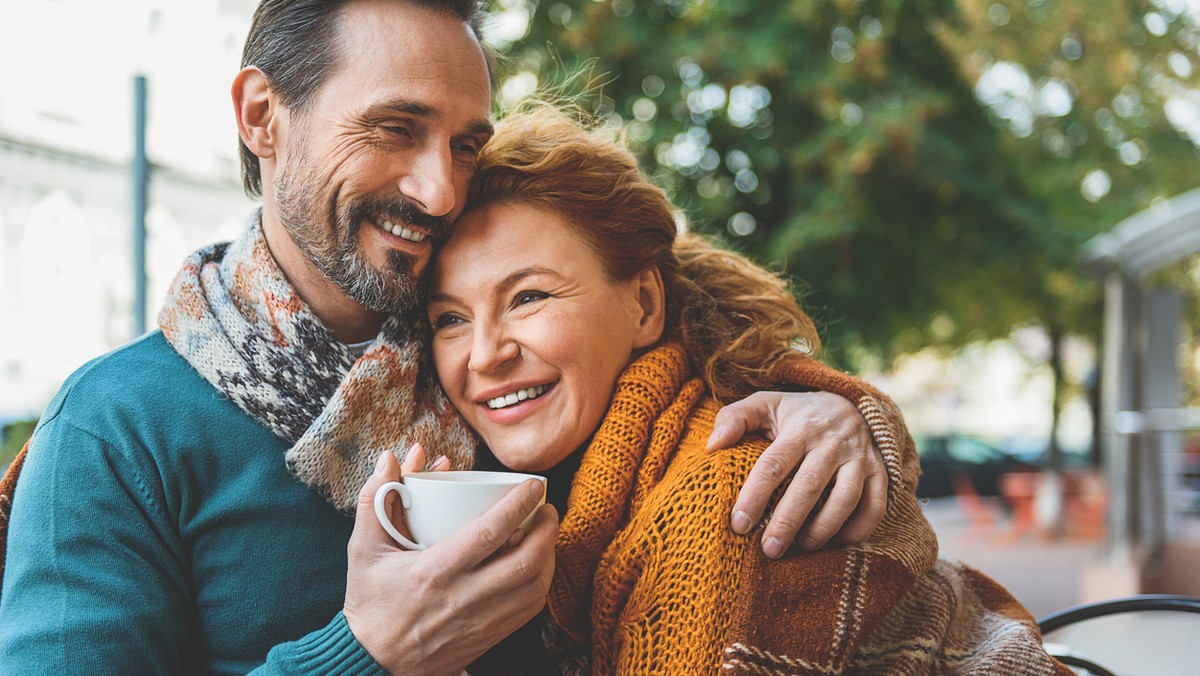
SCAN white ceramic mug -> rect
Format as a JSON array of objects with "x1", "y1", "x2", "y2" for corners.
[{"x1": 373, "y1": 471, "x2": 546, "y2": 551}]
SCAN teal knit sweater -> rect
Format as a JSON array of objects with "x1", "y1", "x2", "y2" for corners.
[{"x1": 0, "y1": 331, "x2": 383, "y2": 674}]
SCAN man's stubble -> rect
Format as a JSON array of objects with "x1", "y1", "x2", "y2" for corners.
[{"x1": 272, "y1": 151, "x2": 450, "y2": 317}]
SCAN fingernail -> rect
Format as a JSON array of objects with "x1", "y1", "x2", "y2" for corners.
[
  {"x1": 801, "y1": 537, "x2": 819, "y2": 551},
  {"x1": 707, "y1": 426, "x2": 726, "y2": 446},
  {"x1": 374, "y1": 451, "x2": 389, "y2": 474},
  {"x1": 764, "y1": 537, "x2": 785, "y2": 559},
  {"x1": 528, "y1": 478, "x2": 545, "y2": 496},
  {"x1": 430, "y1": 455, "x2": 449, "y2": 470},
  {"x1": 731, "y1": 510, "x2": 753, "y2": 534}
]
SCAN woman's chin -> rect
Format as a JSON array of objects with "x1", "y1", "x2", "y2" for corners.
[{"x1": 491, "y1": 447, "x2": 563, "y2": 473}]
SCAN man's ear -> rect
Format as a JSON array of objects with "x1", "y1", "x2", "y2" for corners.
[
  {"x1": 232, "y1": 66, "x2": 282, "y2": 160},
  {"x1": 632, "y1": 266, "x2": 667, "y2": 349}
]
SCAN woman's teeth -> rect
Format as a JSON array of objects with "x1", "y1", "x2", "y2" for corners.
[
  {"x1": 376, "y1": 217, "x2": 427, "y2": 242},
  {"x1": 487, "y1": 384, "x2": 550, "y2": 410}
]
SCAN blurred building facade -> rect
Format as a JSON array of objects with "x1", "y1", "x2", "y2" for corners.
[
  {"x1": 0, "y1": 0, "x2": 258, "y2": 419},
  {"x1": 1084, "y1": 187, "x2": 1200, "y2": 598},
  {"x1": 0, "y1": 136, "x2": 251, "y2": 417}
]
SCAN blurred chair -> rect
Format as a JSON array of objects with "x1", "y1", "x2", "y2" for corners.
[
  {"x1": 999, "y1": 471, "x2": 1040, "y2": 541},
  {"x1": 1060, "y1": 470, "x2": 1107, "y2": 541},
  {"x1": 1039, "y1": 594, "x2": 1200, "y2": 675},
  {"x1": 950, "y1": 473, "x2": 1002, "y2": 545}
]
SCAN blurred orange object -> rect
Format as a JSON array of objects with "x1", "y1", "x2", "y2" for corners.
[{"x1": 1000, "y1": 469, "x2": 1107, "y2": 542}]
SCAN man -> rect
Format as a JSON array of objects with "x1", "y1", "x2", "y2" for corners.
[{"x1": 0, "y1": 0, "x2": 892, "y2": 672}]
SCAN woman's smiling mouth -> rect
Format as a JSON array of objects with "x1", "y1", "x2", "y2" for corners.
[{"x1": 485, "y1": 382, "x2": 555, "y2": 410}]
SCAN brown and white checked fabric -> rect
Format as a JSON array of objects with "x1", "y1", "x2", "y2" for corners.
[{"x1": 720, "y1": 355, "x2": 1072, "y2": 675}]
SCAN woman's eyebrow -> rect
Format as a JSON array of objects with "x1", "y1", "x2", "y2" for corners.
[
  {"x1": 495, "y1": 266, "x2": 558, "y2": 292},
  {"x1": 427, "y1": 266, "x2": 559, "y2": 306}
]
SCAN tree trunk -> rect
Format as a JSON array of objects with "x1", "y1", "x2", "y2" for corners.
[
  {"x1": 1037, "y1": 322, "x2": 1067, "y2": 537},
  {"x1": 1046, "y1": 323, "x2": 1065, "y2": 474}
]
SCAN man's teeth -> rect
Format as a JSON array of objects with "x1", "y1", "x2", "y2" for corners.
[
  {"x1": 487, "y1": 384, "x2": 550, "y2": 410},
  {"x1": 376, "y1": 217, "x2": 427, "y2": 243}
]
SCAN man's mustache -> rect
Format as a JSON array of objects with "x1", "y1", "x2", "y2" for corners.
[{"x1": 352, "y1": 197, "x2": 452, "y2": 243}]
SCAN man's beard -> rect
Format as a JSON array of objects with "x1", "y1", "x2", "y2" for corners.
[{"x1": 273, "y1": 155, "x2": 450, "y2": 316}]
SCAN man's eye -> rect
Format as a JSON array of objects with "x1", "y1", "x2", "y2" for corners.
[
  {"x1": 453, "y1": 140, "x2": 481, "y2": 155},
  {"x1": 383, "y1": 125, "x2": 412, "y2": 137}
]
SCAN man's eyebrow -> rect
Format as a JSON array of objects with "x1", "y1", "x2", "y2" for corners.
[
  {"x1": 370, "y1": 100, "x2": 435, "y2": 118},
  {"x1": 466, "y1": 118, "x2": 495, "y2": 137},
  {"x1": 368, "y1": 100, "x2": 493, "y2": 136}
]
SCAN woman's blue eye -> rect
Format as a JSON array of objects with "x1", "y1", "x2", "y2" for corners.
[
  {"x1": 433, "y1": 314, "x2": 463, "y2": 329},
  {"x1": 516, "y1": 291, "x2": 548, "y2": 306}
]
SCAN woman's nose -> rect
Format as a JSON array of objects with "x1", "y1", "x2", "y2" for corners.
[{"x1": 467, "y1": 327, "x2": 520, "y2": 374}]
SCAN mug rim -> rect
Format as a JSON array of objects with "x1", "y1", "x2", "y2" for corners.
[{"x1": 402, "y1": 470, "x2": 543, "y2": 484}]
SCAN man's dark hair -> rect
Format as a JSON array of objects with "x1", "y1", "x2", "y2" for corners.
[{"x1": 238, "y1": 0, "x2": 487, "y2": 197}]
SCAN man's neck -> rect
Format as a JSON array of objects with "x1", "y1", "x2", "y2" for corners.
[{"x1": 258, "y1": 207, "x2": 384, "y2": 344}]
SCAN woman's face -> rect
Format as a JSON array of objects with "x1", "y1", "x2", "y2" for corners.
[{"x1": 427, "y1": 202, "x2": 662, "y2": 471}]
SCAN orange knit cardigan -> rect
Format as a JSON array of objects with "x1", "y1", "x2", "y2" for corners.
[{"x1": 548, "y1": 344, "x2": 1069, "y2": 675}]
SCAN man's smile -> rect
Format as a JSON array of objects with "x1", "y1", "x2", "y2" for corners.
[{"x1": 370, "y1": 214, "x2": 428, "y2": 243}]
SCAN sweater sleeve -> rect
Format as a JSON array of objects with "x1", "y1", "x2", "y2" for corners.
[
  {"x1": 0, "y1": 416, "x2": 193, "y2": 673},
  {"x1": 252, "y1": 612, "x2": 383, "y2": 675},
  {"x1": 0, "y1": 417, "x2": 384, "y2": 676}
]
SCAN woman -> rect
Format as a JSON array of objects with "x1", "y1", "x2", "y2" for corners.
[{"x1": 424, "y1": 105, "x2": 1068, "y2": 674}]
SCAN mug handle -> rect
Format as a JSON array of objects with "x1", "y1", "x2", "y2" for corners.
[{"x1": 373, "y1": 481, "x2": 425, "y2": 551}]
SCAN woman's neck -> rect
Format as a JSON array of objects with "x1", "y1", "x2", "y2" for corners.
[{"x1": 477, "y1": 446, "x2": 589, "y2": 517}]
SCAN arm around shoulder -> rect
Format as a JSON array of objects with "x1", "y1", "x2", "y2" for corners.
[{"x1": 768, "y1": 350, "x2": 921, "y2": 495}]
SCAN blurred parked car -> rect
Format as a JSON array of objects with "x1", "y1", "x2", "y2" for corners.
[
  {"x1": 915, "y1": 435, "x2": 1038, "y2": 499},
  {"x1": 996, "y1": 436, "x2": 1092, "y2": 469}
]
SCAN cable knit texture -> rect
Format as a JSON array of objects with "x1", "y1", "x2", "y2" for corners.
[
  {"x1": 550, "y1": 343, "x2": 1070, "y2": 675},
  {"x1": 156, "y1": 210, "x2": 475, "y2": 512}
]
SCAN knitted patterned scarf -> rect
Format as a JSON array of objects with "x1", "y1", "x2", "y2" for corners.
[{"x1": 158, "y1": 210, "x2": 475, "y2": 512}]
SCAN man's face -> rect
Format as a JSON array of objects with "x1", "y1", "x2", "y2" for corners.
[{"x1": 272, "y1": 0, "x2": 492, "y2": 315}]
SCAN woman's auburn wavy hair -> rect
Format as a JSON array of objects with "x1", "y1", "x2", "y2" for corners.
[{"x1": 468, "y1": 103, "x2": 819, "y2": 402}]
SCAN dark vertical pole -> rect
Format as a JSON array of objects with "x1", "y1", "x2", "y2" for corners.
[{"x1": 133, "y1": 75, "x2": 148, "y2": 337}]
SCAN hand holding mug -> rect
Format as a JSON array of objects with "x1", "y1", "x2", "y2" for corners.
[
  {"x1": 374, "y1": 471, "x2": 546, "y2": 551},
  {"x1": 344, "y1": 447, "x2": 558, "y2": 674}
]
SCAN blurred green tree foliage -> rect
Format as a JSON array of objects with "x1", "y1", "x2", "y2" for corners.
[
  {"x1": 492, "y1": 1, "x2": 1200, "y2": 461},
  {"x1": 1, "y1": 419, "x2": 35, "y2": 468},
  {"x1": 491, "y1": 0, "x2": 1198, "y2": 367},
  {"x1": 942, "y1": 0, "x2": 1200, "y2": 459}
]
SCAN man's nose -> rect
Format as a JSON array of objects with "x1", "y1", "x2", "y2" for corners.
[{"x1": 398, "y1": 145, "x2": 457, "y2": 218}]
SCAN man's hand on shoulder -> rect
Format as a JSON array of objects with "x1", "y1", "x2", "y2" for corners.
[{"x1": 708, "y1": 391, "x2": 888, "y2": 558}]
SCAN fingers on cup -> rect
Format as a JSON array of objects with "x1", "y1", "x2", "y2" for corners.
[
  {"x1": 456, "y1": 478, "x2": 546, "y2": 565},
  {"x1": 400, "y1": 443, "x2": 425, "y2": 474}
]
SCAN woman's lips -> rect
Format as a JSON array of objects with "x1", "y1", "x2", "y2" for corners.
[{"x1": 485, "y1": 382, "x2": 553, "y2": 410}]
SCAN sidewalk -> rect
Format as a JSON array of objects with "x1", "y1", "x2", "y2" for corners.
[{"x1": 921, "y1": 496, "x2": 1105, "y2": 619}]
